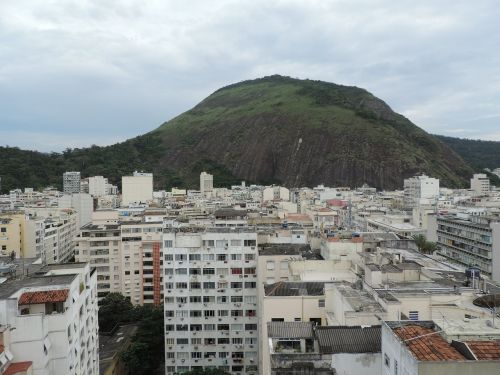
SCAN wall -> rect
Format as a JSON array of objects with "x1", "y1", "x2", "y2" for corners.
[{"x1": 332, "y1": 353, "x2": 381, "y2": 375}]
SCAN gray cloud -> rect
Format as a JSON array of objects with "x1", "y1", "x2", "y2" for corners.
[{"x1": 0, "y1": 0, "x2": 499, "y2": 151}]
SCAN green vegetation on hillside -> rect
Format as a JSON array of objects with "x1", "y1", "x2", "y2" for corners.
[
  {"x1": 436, "y1": 135, "x2": 500, "y2": 169},
  {"x1": 0, "y1": 75, "x2": 485, "y2": 192}
]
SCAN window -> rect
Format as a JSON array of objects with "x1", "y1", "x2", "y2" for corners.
[
  {"x1": 394, "y1": 360, "x2": 398, "y2": 375},
  {"x1": 0, "y1": 228, "x2": 6, "y2": 233},
  {"x1": 190, "y1": 282, "x2": 201, "y2": 289},
  {"x1": 190, "y1": 296, "x2": 202, "y2": 303},
  {"x1": 280, "y1": 261, "x2": 288, "y2": 270},
  {"x1": 189, "y1": 254, "x2": 201, "y2": 261},
  {"x1": 231, "y1": 268, "x2": 242, "y2": 275},
  {"x1": 164, "y1": 240, "x2": 173, "y2": 247},
  {"x1": 231, "y1": 240, "x2": 242, "y2": 246},
  {"x1": 266, "y1": 261, "x2": 275, "y2": 270},
  {"x1": 177, "y1": 338, "x2": 188, "y2": 345},
  {"x1": 175, "y1": 254, "x2": 187, "y2": 261},
  {"x1": 175, "y1": 268, "x2": 187, "y2": 275},
  {"x1": 204, "y1": 324, "x2": 215, "y2": 331},
  {"x1": 244, "y1": 267, "x2": 256, "y2": 275},
  {"x1": 245, "y1": 254, "x2": 255, "y2": 261},
  {"x1": 203, "y1": 268, "x2": 215, "y2": 275},
  {"x1": 244, "y1": 282, "x2": 256, "y2": 288},
  {"x1": 231, "y1": 253, "x2": 242, "y2": 260},
  {"x1": 164, "y1": 254, "x2": 173, "y2": 261},
  {"x1": 190, "y1": 268, "x2": 201, "y2": 275},
  {"x1": 203, "y1": 253, "x2": 214, "y2": 261},
  {"x1": 231, "y1": 296, "x2": 243, "y2": 303},
  {"x1": 203, "y1": 282, "x2": 215, "y2": 289},
  {"x1": 318, "y1": 299, "x2": 325, "y2": 308},
  {"x1": 244, "y1": 240, "x2": 256, "y2": 246},
  {"x1": 409, "y1": 311, "x2": 419, "y2": 321},
  {"x1": 176, "y1": 282, "x2": 188, "y2": 289}
]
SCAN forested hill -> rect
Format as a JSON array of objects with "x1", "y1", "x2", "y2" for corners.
[
  {"x1": 0, "y1": 75, "x2": 483, "y2": 192},
  {"x1": 435, "y1": 135, "x2": 500, "y2": 170}
]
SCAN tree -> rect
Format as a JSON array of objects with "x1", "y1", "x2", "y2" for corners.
[
  {"x1": 98, "y1": 293, "x2": 134, "y2": 332},
  {"x1": 120, "y1": 304, "x2": 165, "y2": 375},
  {"x1": 412, "y1": 234, "x2": 438, "y2": 255}
]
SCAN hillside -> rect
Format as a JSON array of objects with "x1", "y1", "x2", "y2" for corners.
[
  {"x1": 435, "y1": 135, "x2": 500, "y2": 170},
  {"x1": 0, "y1": 75, "x2": 476, "y2": 192}
]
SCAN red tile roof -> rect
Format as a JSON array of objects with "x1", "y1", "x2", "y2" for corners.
[
  {"x1": 465, "y1": 340, "x2": 500, "y2": 360},
  {"x1": 393, "y1": 325, "x2": 465, "y2": 361},
  {"x1": 3, "y1": 361, "x2": 33, "y2": 375},
  {"x1": 18, "y1": 289, "x2": 69, "y2": 305}
]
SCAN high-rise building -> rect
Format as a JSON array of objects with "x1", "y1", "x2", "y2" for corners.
[
  {"x1": 200, "y1": 171, "x2": 213, "y2": 195},
  {"x1": 0, "y1": 261, "x2": 99, "y2": 375},
  {"x1": 121, "y1": 172, "x2": 153, "y2": 206},
  {"x1": 470, "y1": 173, "x2": 490, "y2": 196},
  {"x1": 63, "y1": 171, "x2": 81, "y2": 194},
  {"x1": 163, "y1": 227, "x2": 259, "y2": 374},
  {"x1": 429, "y1": 213, "x2": 500, "y2": 283},
  {"x1": 403, "y1": 174, "x2": 439, "y2": 208}
]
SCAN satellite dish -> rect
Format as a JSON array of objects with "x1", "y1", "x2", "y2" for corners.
[{"x1": 473, "y1": 294, "x2": 500, "y2": 308}]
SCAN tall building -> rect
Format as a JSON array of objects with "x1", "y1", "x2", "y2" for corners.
[
  {"x1": 430, "y1": 214, "x2": 500, "y2": 282},
  {"x1": 75, "y1": 217, "x2": 164, "y2": 304},
  {"x1": 0, "y1": 261, "x2": 99, "y2": 375},
  {"x1": 58, "y1": 193, "x2": 93, "y2": 228},
  {"x1": 403, "y1": 174, "x2": 439, "y2": 208},
  {"x1": 63, "y1": 171, "x2": 81, "y2": 194},
  {"x1": 471, "y1": 173, "x2": 490, "y2": 196},
  {"x1": 163, "y1": 227, "x2": 259, "y2": 375},
  {"x1": 121, "y1": 172, "x2": 153, "y2": 206},
  {"x1": 200, "y1": 172, "x2": 214, "y2": 195}
]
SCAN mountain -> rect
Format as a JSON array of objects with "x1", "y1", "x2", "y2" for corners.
[
  {"x1": 435, "y1": 135, "x2": 500, "y2": 170},
  {"x1": 0, "y1": 75, "x2": 476, "y2": 192}
]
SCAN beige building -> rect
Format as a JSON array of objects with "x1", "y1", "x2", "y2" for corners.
[
  {"x1": 259, "y1": 281, "x2": 326, "y2": 375},
  {"x1": 121, "y1": 172, "x2": 153, "y2": 206}
]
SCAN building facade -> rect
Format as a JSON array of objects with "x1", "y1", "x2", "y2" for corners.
[
  {"x1": 163, "y1": 227, "x2": 259, "y2": 374},
  {"x1": 63, "y1": 172, "x2": 81, "y2": 195}
]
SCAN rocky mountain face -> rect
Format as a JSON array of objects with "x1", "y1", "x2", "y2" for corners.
[{"x1": 0, "y1": 75, "x2": 475, "y2": 191}]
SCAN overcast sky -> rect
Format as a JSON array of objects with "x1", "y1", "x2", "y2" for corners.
[{"x1": 1, "y1": 0, "x2": 499, "y2": 152}]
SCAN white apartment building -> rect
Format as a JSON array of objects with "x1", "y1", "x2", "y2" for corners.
[
  {"x1": 40, "y1": 210, "x2": 77, "y2": 264},
  {"x1": 471, "y1": 173, "x2": 490, "y2": 196},
  {"x1": 121, "y1": 172, "x2": 153, "y2": 206},
  {"x1": 403, "y1": 174, "x2": 439, "y2": 208},
  {"x1": 262, "y1": 186, "x2": 290, "y2": 202},
  {"x1": 58, "y1": 193, "x2": 93, "y2": 228},
  {"x1": 63, "y1": 172, "x2": 81, "y2": 195},
  {"x1": 0, "y1": 262, "x2": 99, "y2": 375},
  {"x1": 163, "y1": 227, "x2": 259, "y2": 375},
  {"x1": 200, "y1": 172, "x2": 214, "y2": 195}
]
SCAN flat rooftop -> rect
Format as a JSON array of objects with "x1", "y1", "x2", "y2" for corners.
[{"x1": 265, "y1": 281, "x2": 324, "y2": 297}]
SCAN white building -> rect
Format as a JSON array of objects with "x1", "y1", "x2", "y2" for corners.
[
  {"x1": 163, "y1": 227, "x2": 259, "y2": 375},
  {"x1": 121, "y1": 172, "x2": 153, "y2": 206},
  {"x1": 58, "y1": 193, "x2": 93, "y2": 228},
  {"x1": 403, "y1": 174, "x2": 439, "y2": 208},
  {"x1": 0, "y1": 262, "x2": 99, "y2": 375},
  {"x1": 470, "y1": 173, "x2": 490, "y2": 196},
  {"x1": 63, "y1": 172, "x2": 81, "y2": 195},
  {"x1": 200, "y1": 172, "x2": 214, "y2": 195},
  {"x1": 263, "y1": 187, "x2": 290, "y2": 202}
]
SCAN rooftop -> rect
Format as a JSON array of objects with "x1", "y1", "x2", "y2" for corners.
[
  {"x1": 392, "y1": 324, "x2": 465, "y2": 361},
  {"x1": 268, "y1": 321, "x2": 315, "y2": 339},
  {"x1": 258, "y1": 244, "x2": 311, "y2": 256},
  {"x1": 18, "y1": 289, "x2": 69, "y2": 305},
  {"x1": 316, "y1": 325, "x2": 381, "y2": 354},
  {"x1": 3, "y1": 361, "x2": 33, "y2": 375},
  {"x1": 464, "y1": 340, "x2": 500, "y2": 360},
  {"x1": 265, "y1": 282, "x2": 325, "y2": 297}
]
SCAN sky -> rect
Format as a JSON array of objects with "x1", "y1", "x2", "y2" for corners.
[{"x1": 1, "y1": 0, "x2": 499, "y2": 152}]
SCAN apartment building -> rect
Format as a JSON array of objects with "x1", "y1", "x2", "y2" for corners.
[
  {"x1": 163, "y1": 227, "x2": 259, "y2": 375},
  {"x1": 200, "y1": 172, "x2": 214, "y2": 195},
  {"x1": 63, "y1": 172, "x2": 81, "y2": 195},
  {"x1": 430, "y1": 214, "x2": 500, "y2": 282},
  {"x1": 0, "y1": 262, "x2": 99, "y2": 375},
  {"x1": 41, "y1": 210, "x2": 77, "y2": 264},
  {"x1": 121, "y1": 172, "x2": 153, "y2": 206},
  {"x1": 75, "y1": 223, "x2": 122, "y2": 300},
  {"x1": 403, "y1": 174, "x2": 439, "y2": 208},
  {"x1": 470, "y1": 173, "x2": 490, "y2": 196},
  {"x1": 75, "y1": 219, "x2": 164, "y2": 304}
]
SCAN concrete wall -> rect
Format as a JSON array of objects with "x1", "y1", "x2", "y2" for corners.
[{"x1": 332, "y1": 352, "x2": 381, "y2": 375}]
